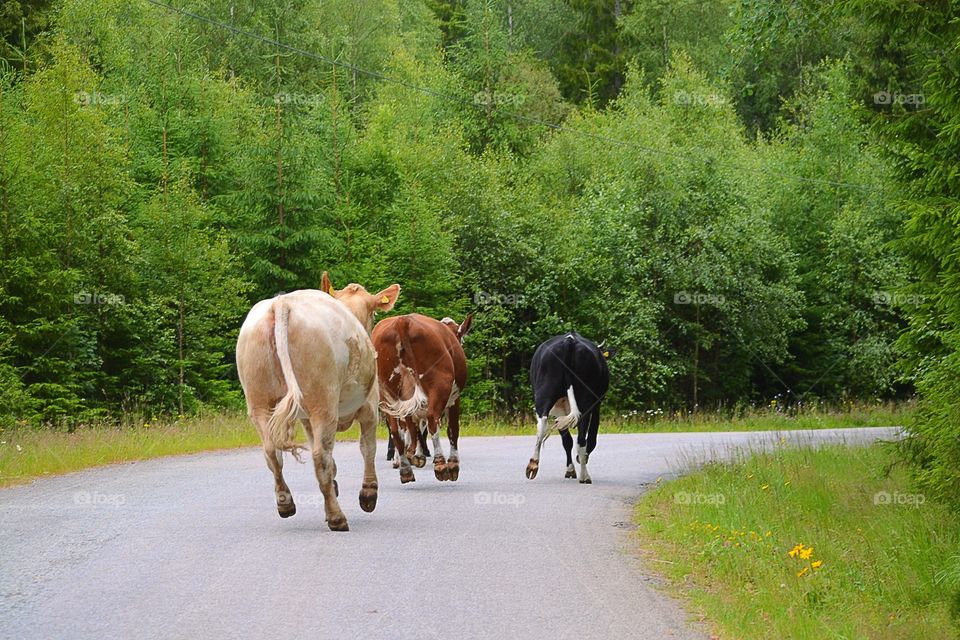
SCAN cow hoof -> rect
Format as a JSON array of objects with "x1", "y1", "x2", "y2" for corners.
[
  {"x1": 327, "y1": 514, "x2": 349, "y2": 532},
  {"x1": 565, "y1": 467, "x2": 577, "y2": 479},
  {"x1": 359, "y1": 489, "x2": 378, "y2": 513},
  {"x1": 525, "y1": 459, "x2": 539, "y2": 480},
  {"x1": 392, "y1": 459, "x2": 400, "y2": 469},
  {"x1": 277, "y1": 504, "x2": 297, "y2": 518},
  {"x1": 447, "y1": 461, "x2": 460, "y2": 481},
  {"x1": 579, "y1": 477, "x2": 592, "y2": 485},
  {"x1": 400, "y1": 468, "x2": 416, "y2": 484},
  {"x1": 434, "y1": 463, "x2": 448, "y2": 481},
  {"x1": 412, "y1": 455, "x2": 426, "y2": 468}
]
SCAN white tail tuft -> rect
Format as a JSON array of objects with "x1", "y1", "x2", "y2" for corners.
[
  {"x1": 265, "y1": 298, "x2": 306, "y2": 462},
  {"x1": 554, "y1": 386, "x2": 581, "y2": 432},
  {"x1": 381, "y1": 382, "x2": 428, "y2": 421}
]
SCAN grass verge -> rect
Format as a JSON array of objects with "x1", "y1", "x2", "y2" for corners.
[
  {"x1": 0, "y1": 401, "x2": 911, "y2": 488},
  {"x1": 635, "y1": 442, "x2": 960, "y2": 639}
]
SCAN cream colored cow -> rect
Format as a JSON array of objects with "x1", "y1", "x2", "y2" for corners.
[{"x1": 236, "y1": 272, "x2": 399, "y2": 531}]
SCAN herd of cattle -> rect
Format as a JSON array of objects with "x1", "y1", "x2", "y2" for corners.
[{"x1": 236, "y1": 275, "x2": 612, "y2": 530}]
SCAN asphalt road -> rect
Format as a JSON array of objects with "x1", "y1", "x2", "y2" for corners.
[{"x1": 0, "y1": 427, "x2": 899, "y2": 640}]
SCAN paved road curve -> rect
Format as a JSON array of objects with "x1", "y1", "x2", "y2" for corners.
[{"x1": 0, "y1": 427, "x2": 898, "y2": 640}]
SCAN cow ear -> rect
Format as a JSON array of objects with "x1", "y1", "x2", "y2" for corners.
[
  {"x1": 458, "y1": 313, "x2": 473, "y2": 340},
  {"x1": 373, "y1": 284, "x2": 400, "y2": 311},
  {"x1": 321, "y1": 271, "x2": 336, "y2": 296}
]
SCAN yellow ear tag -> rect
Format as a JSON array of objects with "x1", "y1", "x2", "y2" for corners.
[
  {"x1": 603, "y1": 351, "x2": 610, "y2": 358},
  {"x1": 327, "y1": 285, "x2": 335, "y2": 295},
  {"x1": 380, "y1": 295, "x2": 390, "y2": 304}
]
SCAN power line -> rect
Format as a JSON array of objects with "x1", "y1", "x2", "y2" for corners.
[{"x1": 143, "y1": 0, "x2": 877, "y2": 192}]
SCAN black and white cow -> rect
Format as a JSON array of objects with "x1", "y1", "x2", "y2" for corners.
[{"x1": 525, "y1": 332, "x2": 611, "y2": 484}]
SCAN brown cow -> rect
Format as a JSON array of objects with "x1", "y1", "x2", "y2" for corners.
[
  {"x1": 372, "y1": 313, "x2": 472, "y2": 483},
  {"x1": 236, "y1": 272, "x2": 399, "y2": 531}
]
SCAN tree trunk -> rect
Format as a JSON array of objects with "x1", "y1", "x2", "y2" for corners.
[
  {"x1": 274, "y1": 49, "x2": 286, "y2": 277},
  {"x1": 178, "y1": 293, "x2": 185, "y2": 416},
  {"x1": 692, "y1": 303, "x2": 700, "y2": 411}
]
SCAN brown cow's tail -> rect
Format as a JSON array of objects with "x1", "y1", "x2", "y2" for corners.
[
  {"x1": 380, "y1": 321, "x2": 429, "y2": 422},
  {"x1": 382, "y1": 375, "x2": 428, "y2": 421},
  {"x1": 266, "y1": 297, "x2": 306, "y2": 462}
]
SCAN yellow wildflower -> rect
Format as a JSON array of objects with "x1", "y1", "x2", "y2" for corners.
[
  {"x1": 797, "y1": 567, "x2": 809, "y2": 577},
  {"x1": 799, "y1": 547, "x2": 814, "y2": 560},
  {"x1": 761, "y1": 484, "x2": 770, "y2": 491},
  {"x1": 811, "y1": 560, "x2": 824, "y2": 569},
  {"x1": 788, "y1": 544, "x2": 804, "y2": 558}
]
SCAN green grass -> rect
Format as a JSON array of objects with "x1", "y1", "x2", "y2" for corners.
[
  {"x1": 601, "y1": 400, "x2": 910, "y2": 432},
  {"x1": 466, "y1": 399, "x2": 910, "y2": 435},
  {"x1": 0, "y1": 413, "x2": 260, "y2": 486},
  {"x1": 0, "y1": 401, "x2": 911, "y2": 488},
  {"x1": 635, "y1": 442, "x2": 960, "y2": 639}
]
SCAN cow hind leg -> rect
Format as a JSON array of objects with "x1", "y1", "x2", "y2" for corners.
[
  {"x1": 386, "y1": 416, "x2": 400, "y2": 468},
  {"x1": 428, "y1": 415, "x2": 449, "y2": 481},
  {"x1": 576, "y1": 409, "x2": 599, "y2": 485},
  {"x1": 423, "y1": 386, "x2": 451, "y2": 481},
  {"x1": 445, "y1": 402, "x2": 462, "y2": 481},
  {"x1": 398, "y1": 454, "x2": 416, "y2": 484},
  {"x1": 309, "y1": 412, "x2": 349, "y2": 531},
  {"x1": 252, "y1": 412, "x2": 296, "y2": 518},
  {"x1": 560, "y1": 428, "x2": 576, "y2": 479},
  {"x1": 357, "y1": 400, "x2": 379, "y2": 513},
  {"x1": 526, "y1": 414, "x2": 551, "y2": 480},
  {"x1": 264, "y1": 444, "x2": 296, "y2": 518},
  {"x1": 407, "y1": 421, "x2": 427, "y2": 469},
  {"x1": 302, "y1": 418, "x2": 336, "y2": 495},
  {"x1": 395, "y1": 419, "x2": 416, "y2": 484},
  {"x1": 418, "y1": 426, "x2": 431, "y2": 458},
  {"x1": 586, "y1": 407, "x2": 600, "y2": 455},
  {"x1": 413, "y1": 438, "x2": 427, "y2": 468}
]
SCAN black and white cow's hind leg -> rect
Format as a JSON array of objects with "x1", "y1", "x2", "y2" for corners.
[
  {"x1": 525, "y1": 413, "x2": 551, "y2": 480},
  {"x1": 575, "y1": 408, "x2": 600, "y2": 484},
  {"x1": 560, "y1": 428, "x2": 576, "y2": 479},
  {"x1": 527, "y1": 386, "x2": 578, "y2": 480}
]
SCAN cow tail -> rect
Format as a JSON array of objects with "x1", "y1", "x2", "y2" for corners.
[
  {"x1": 266, "y1": 298, "x2": 305, "y2": 462},
  {"x1": 381, "y1": 320, "x2": 429, "y2": 422},
  {"x1": 554, "y1": 336, "x2": 581, "y2": 432}
]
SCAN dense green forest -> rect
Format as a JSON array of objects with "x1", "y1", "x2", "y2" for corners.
[{"x1": 0, "y1": 0, "x2": 957, "y2": 499}]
